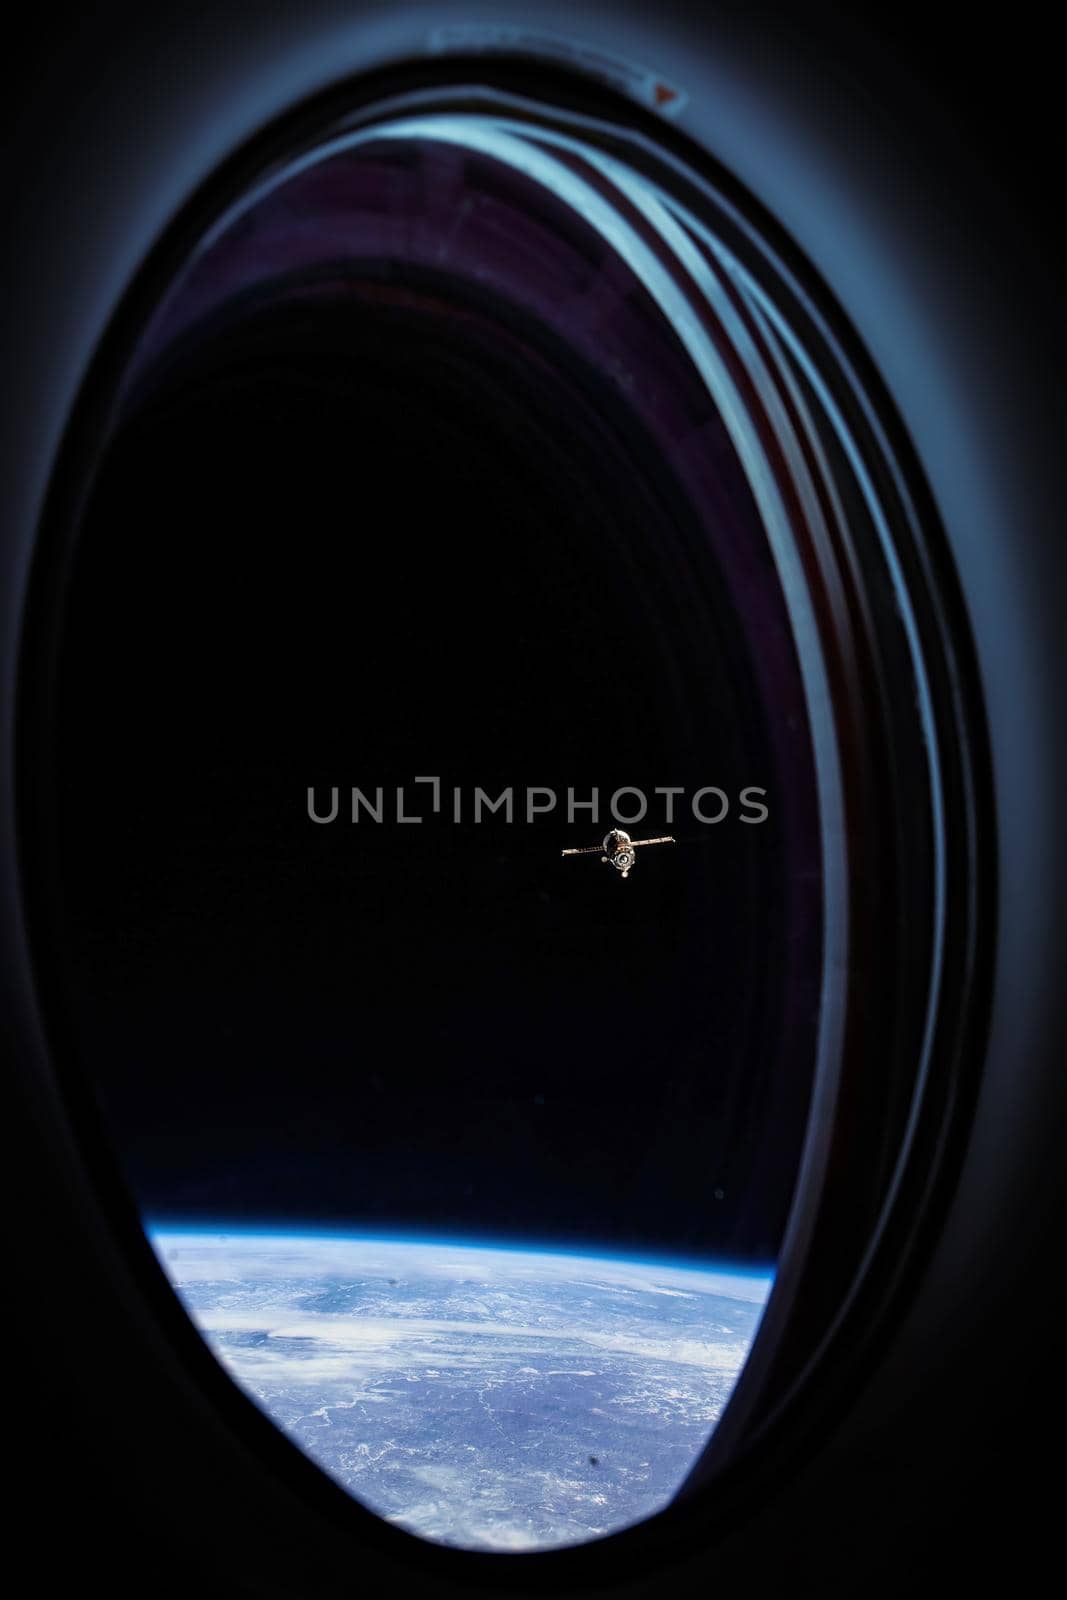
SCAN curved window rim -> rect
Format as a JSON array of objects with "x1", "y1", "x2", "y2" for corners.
[{"x1": 15, "y1": 53, "x2": 995, "y2": 1584}]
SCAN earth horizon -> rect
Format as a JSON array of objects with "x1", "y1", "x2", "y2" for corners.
[{"x1": 150, "y1": 1227, "x2": 773, "y2": 1551}]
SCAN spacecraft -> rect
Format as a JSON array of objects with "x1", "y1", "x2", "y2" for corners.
[{"x1": 561, "y1": 828, "x2": 676, "y2": 878}]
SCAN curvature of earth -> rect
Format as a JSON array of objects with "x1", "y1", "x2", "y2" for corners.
[{"x1": 150, "y1": 1230, "x2": 772, "y2": 1552}]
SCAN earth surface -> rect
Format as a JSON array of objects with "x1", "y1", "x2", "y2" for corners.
[{"x1": 150, "y1": 1229, "x2": 772, "y2": 1552}]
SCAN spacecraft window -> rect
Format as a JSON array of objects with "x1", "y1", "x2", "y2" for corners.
[{"x1": 18, "y1": 54, "x2": 991, "y2": 1575}]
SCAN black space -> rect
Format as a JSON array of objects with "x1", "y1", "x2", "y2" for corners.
[{"x1": 53, "y1": 276, "x2": 818, "y2": 1263}]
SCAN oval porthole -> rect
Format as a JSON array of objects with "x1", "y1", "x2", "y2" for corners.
[{"x1": 19, "y1": 55, "x2": 990, "y2": 1561}]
